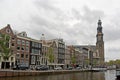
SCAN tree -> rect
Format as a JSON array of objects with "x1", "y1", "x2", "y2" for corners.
[
  {"x1": 108, "y1": 60, "x2": 114, "y2": 66},
  {"x1": 71, "y1": 54, "x2": 76, "y2": 67},
  {"x1": 47, "y1": 47, "x2": 54, "y2": 64},
  {"x1": 115, "y1": 59, "x2": 120, "y2": 64},
  {"x1": 0, "y1": 33, "x2": 12, "y2": 69},
  {"x1": 93, "y1": 59, "x2": 97, "y2": 66},
  {"x1": 85, "y1": 59, "x2": 89, "y2": 66}
]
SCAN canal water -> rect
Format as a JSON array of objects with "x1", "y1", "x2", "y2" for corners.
[{"x1": 0, "y1": 70, "x2": 116, "y2": 80}]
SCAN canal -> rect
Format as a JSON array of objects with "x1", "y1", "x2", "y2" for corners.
[{"x1": 0, "y1": 70, "x2": 116, "y2": 80}]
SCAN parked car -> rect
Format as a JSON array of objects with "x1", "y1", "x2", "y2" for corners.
[
  {"x1": 12, "y1": 66, "x2": 18, "y2": 70},
  {"x1": 19, "y1": 64, "x2": 28, "y2": 70},
  {"x1": 66, "y1": 67, "x2": 73, "y2": 70},
  {"x1": 36, "y1": 65, "x2": 49, "y2": 70},
  {"x1": 54, "y1": 67, "x2": 62, "y2": 70},
  {"x1": 12, "y1": 64, "x2": 28, "y2": 70},
  {"x1": 76, "y1": 67, "x2": 81, "y2": 70}
]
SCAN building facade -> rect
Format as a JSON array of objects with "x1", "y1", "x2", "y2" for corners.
[
  {"x1": 29, "y1": 39, "x2": 42, "y2": 69},
  {"x1": 65, "y1": 46, "x2": 71, "y2": 68},
  {"x1": 16, "y1": 35, "x2": 30, "y2": 68},
  {"x1": 0, "y1": 19, "x2": 104, "y2": 69},
  {"x1": 46, "y1": 39, "x2": 65, "y2": 68},
  {"x1": 0, "y1": 24, "x2": 16, "y2": 69},
  {"x1": 56, "y1": 39, "x2": 65, "y2": 65},
  {"x1": 47, "y1": 40, "x2": 58, "y2": 66}
]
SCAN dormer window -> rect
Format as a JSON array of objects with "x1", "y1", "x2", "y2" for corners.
[{"x1": 18, "y1": 32, "x2": 27, "y2": 37}]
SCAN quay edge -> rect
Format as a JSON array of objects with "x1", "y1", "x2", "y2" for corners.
[{"x1": 0, "y1": 70, "x2": 94, "y2": 77}]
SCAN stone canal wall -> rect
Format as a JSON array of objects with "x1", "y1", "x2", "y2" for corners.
[{"x1": 0, "y1": 70, "x2": 86, "y2": 77}]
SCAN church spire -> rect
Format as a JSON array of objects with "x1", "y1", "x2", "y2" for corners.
[
  {"x1": 97, "y1": 19, "x2": 102, "y2": 33},
  {"x1": 98, "y1": 19, "x2": 102, "y2": 26},
  {"x1": 96, "y1": 19, "x2": 104, "y2": 64}
]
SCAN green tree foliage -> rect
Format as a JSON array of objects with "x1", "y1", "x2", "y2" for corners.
[
  {"x1": 71, "y1": 54, "x2": 76, "y2": 65},
  {"x1": 106, "y1": 59, "x2": 120, "y2": 66},
  {"x1": 0, "y1": 33, "x2": 12, "y2": 69},
  {"x1": 108, "y1": 60, "x2": 115, "y2": 65},
  {"x1": 93, "y1": 59, "x2": 97, "y2": 65},
  {"x1": 115, "y1": 59, "x2": 120, "y2": 64},
  {"x1": 47, "y1": 47, "x2": 54, "y2": 63},
  {"x1": 85, "y1": 59, "x2": 89, "y2": 66}
]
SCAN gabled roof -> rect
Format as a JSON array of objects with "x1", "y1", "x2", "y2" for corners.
[
  {"x1": 0, "y1": 24, "x2": 14, "y2": 36},
  {"x1": 46, "y1": 40, "x2": 57, "y2": 48}
]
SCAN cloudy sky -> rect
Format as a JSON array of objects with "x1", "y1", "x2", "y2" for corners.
[{"x1": 0, "y1": 0, "x2": 120, "y2": 61}]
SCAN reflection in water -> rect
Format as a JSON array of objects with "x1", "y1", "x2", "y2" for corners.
[
  {"x1": 0, "y1": 70, "x2": 116, "y2": 80},
  {"x1": 105, "y1": 70, "x2": 116, "y2": 80}
]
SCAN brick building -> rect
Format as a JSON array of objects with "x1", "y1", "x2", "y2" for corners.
[
  {"x1": 0, "y1": 24, "x2": 16, "y2": 69},
  {"x1": 0, "y1": 25, "x2": 42, "y2": 69}
]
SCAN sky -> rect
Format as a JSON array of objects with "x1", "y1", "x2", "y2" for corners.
[{"x1": 0, "y1": 0, "x2": 120, "y2": 61}]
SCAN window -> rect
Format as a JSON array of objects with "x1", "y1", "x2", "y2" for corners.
[
  {"x1": 11, "y1": 43, "x2": 14, "y2": 46},
  {"x1": 17, "y1": 39, "x2": 21, "y2": 44},
  {"x1": 32, "y1": 49, "x2": 40, "y2": 54},
  {"x1": 12, "y1": 37, "x2": 15, "y2": 40},
  {"x1": 32, "y1": 42, "x2": 39, "y2": 47},
  {"x1": 35, "y1": 49, "x2": 39, "y2": 54},
  {"x1": 22, "y1": 40, "x2": 25, "y2": 45},
  {"x1": 32, "y1": 42, "x2": 34, "y2": 47},
  {"x1": 21, "y1": 46, "x2": 25, "y2": 51},
  {"x1": 11, "y1": 57, "x2": 13, "y2": 61},
  {"x1": 26, "y1": 46, "x2": 29, "y2": 52},
  {"x1": 32, "y1": 49, "x2": 34, "y2": 54},
  {"x1": 16, "y1": 53, "x2": 20, "y2": 58},
  {"x1": 37, "y1": 56, "x2": 40, "y2": 60},
  {"x1": 17, "y1": 46, "x2": 20, "y2": 50},
  {"x1": 31, "y1": 56, "x2": 35, "y2": 64},
  {"x1": 26, "y1": 41, "x2": 29, "y2": 46},
  {"x1": 26, "y1": 54, "x2": 28, "y2": 58},
  {"x1": 35, "y1": 43, "x2": 39, "y2": 47},
  {"x1": 21, "y1": 54, "x2": 24, "y2": 58}
]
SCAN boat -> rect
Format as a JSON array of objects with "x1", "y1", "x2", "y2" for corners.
[
  {"x1": 88, "y1": 68, "x2": 107, "y2": 72},
  {"x1": 116, "y1": 69, "x2": 120, "y2": 80}
]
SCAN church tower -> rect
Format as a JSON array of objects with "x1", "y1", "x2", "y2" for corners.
[{"x1": 96, "y1": 19, "x2": 104, "y2": 64}]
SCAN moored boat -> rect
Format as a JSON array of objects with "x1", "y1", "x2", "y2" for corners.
[
  {"x1": 116, "y1": 69, "x2": 120, "y2": 80},
  {"x1": 88, "y1": 68, "x2": 107, "y2": 72}
]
